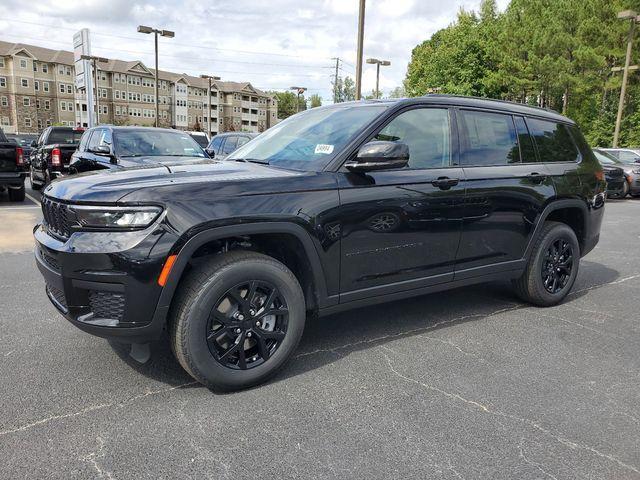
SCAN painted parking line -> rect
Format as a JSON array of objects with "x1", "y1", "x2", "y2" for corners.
[{"x1": 25, "y1": 192, "x2": 40, "y2": 206}]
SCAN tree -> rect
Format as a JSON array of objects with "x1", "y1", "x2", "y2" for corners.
[
  {"x1": 388, "y1": 86, "x2": 406, "y2": 98},
  {"x1": 309, "y1": 94, "x2": 322, "y2": 108},
  {"x1": 332, "y1": 76, "x2": 356, "y2": 102},
  {"x1": 266, "y1": 91, "x2": 306, "y2": 119}
]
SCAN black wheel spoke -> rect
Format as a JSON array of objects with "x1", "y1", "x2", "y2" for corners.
[
  {"x1": 252, "y1": 330, "x2": 270, "y2": 360},
  {"x1": 541, "y1": 238, "x2": 574, "y2": 294},
  {"x1": 219, "y1": 338, "x2": 242, "y2": 362},
  {"x1": 228, "y1": 286, "x2": 248, "y2": 308},
  {"x1": 237, "y1": 345, "x2": 247, "y2": 369},
  {"x1": 261, "y1": 329, "x2": 285, "y2": 341},
  {"x1": 246, "y1": 281, "x2": 258, "y2": 307}
]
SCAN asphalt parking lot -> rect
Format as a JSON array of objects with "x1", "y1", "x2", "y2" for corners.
[{"x1": 1, "y1": 188, "x2": 640, "y2": 480}]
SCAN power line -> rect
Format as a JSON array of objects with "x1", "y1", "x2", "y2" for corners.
[{"x1": 3, "y1": 19, "x2": 334, "y2": 61}]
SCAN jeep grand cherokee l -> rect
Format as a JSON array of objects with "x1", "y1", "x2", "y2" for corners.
[{"x1": 34, "y1": 96, "x2": 605, "y2": 391}]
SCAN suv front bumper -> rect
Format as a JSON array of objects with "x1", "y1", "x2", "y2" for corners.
[{"x1": 34, "y1": 223, "x2": 177, "y2": 343}]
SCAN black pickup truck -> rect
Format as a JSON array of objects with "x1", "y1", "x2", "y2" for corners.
[
  {"x1": 0, "y1": 128, "x2": 27, "y2": 201},
  {"x1": 29, "y1": 126, "x2": 84, "y2": 190}
]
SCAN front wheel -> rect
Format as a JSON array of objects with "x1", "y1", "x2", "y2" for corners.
[
  {"x1": 513, "y1": 221, "x2": 580, "y2": 307},
  {"x1": 170, "y1": 251, "x2": 306, "y2": 391}
]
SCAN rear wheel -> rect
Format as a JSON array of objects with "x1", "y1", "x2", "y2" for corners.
[
  {"x1": 513, "y1": 221, "x2": 579, "y2": 306},
  {"x1": 8, "y1": 184, "x2": 25, "y2": 202},
  {"x1": 170, "y1": 250, "x2": 305, "y2": 391}
]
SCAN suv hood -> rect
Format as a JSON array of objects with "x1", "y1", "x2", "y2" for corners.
[
  {"x1": 44, "y1": 160, "x2": 303, "y2": 203},
  {"x1": 114, "y1": 155, "x2": 209, "y2": 169}
]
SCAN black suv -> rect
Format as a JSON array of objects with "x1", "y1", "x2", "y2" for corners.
[
  {"x1": 34, "y1": 96, "x2": 605, "y2": 391},
  {"x1": 205, "y1": 132, "x2": 257, "y2": 159}
]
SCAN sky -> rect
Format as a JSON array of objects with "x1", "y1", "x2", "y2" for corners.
[{"x1": 0, "y1": 0, "x2": 510, "y2": 102}]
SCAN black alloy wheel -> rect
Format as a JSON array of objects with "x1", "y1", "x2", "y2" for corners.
[
  {"x1": 207, "y1": 280, "x2": 288, "y2": 370},
  {"x1": 541, "y1": 238, "x2": 573, "y2": 294}
]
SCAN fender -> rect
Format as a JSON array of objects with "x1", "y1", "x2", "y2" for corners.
[
  {"x1": 523, "y1": 198, "x2": 589, "y2": 259},
  {"x1": 153, "y1": 221, "x2": 335, "y2": 321}
]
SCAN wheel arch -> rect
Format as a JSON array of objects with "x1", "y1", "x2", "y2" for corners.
[
  {"x1": 154, "y1": 222, "x2": 332, "y2": 326},
  {"x1": 525, "y1": 199, "x2": 589, "y2": 259}
]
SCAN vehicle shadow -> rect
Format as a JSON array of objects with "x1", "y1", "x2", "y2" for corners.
[{"x1": 107, "y1": 260, "x2": 621, "y2": 391}]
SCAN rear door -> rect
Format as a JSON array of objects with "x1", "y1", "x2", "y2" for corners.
[
  {"x1": 454, "y1": 109, "x2": 555, "y2": 279},
  {"x1": 218, "y1": 136, "x2": 238, "y2": 159}
]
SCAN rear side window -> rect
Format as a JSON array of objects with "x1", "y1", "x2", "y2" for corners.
[
  {"x1": 78, "y1": 131, "x2": 91, "y2": 152},
  {"x1": 87, "y1": 129, "x2": 102, "y2": 151},
  {"x1": 237, "y1": 136, "x2": 251, "y2": 148},
  {"x1": 617, "y1": 150, "x2": 640, "y2": 162},
  {"x1": 527, "y1": 119, "x2": 580, "y2": 163},
  {"x1": 459, "y1": 110, "x2": 519, "y2": 166},
  {"x1": 514, "y1": 117, "x2": 537, "y2": 163}
]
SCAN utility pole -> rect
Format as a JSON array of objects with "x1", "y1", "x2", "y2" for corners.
[
  {"x1": 355, "y1": 0, "x2": 366, "y2": 100},
  {"x1": 332, "y1": 57, "x2": 340, "y2": 103},
  {"x1": 613, "y1": 10, "x2": 639, "y2": 147},
  {"x1": 81, "y1": 55, "x2": 108, "y2": 126},
  {"x1": 200, "y1": 75, "x2": 221, "y2": 137},
  {"x1": 366, "y1": 58, "x2": 391, "y2": 99},
  {"x1": 138, "y1": 25, "x2": 174, "y2": 127}
]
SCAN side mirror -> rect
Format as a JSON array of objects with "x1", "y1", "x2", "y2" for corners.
[
  {"x1": 205, "y1": 147, "x2": 215, "y2": 158},
  {"x1": 89, "y1": 145, "x2": 111, "y2": 156},
  {"x1": 345, "y1": 141, "x2": 409, "y2": 172},
  {"x1": 31, "y1": 140, "x2": 38, "y2": 147}
]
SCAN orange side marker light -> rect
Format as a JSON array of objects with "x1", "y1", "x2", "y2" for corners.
[{"x1": 158, "y1": 254, "x2": 178, "y2": 287}]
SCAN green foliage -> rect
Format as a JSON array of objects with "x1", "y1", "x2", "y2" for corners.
[
  {"x1": 309, "y1": 94, "x2": 322, "y2": 108},
  {"x1": 333, "y1": 76, "x2": 356, "y2": 102},
  {"x1": 267, "y1": 91, "x2": 307, "y2": 119},
  {"x1": 404, "y1": 0, "x2": 640, "y2": 146}
]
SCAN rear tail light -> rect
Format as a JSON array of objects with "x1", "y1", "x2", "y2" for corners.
[
  {"x1": 51, "y1": 148, "x2": 61, "y2": 166},
  {"x1": 16, "y1": 147, "x2": 24, "y2": 166}
]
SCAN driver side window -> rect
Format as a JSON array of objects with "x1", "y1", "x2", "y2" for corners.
[{"x1": 374, "y1": 108, "x2": 451, "y2": 169}]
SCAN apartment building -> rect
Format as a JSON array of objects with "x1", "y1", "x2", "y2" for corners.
[{"x1": 0, "y1": 40, "x2": 278, "y2": 136}]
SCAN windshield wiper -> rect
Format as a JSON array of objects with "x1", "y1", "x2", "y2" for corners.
[{"x1": 229, "y1": 158, "x2": 269, "y2": 165}]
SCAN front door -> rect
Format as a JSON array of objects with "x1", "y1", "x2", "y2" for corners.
[{"x1": 337, "y1": 107, "x2": 465, "y2": 302}]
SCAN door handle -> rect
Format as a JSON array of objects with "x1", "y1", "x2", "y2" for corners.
[
  {"x1": 431, "y1": 176, "x2": 459, "y2": 190},
  {"x1": 527, "y1": 172, "x2": 547, "y2": 183}
]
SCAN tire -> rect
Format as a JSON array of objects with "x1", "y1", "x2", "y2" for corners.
[
  {"x1": 30, "y1": 169, "x2": 42, "y2": 191},
  {"x1": 170, "y1": 250, "x2": 306, "y2": 391},
  {"x1": 621, "y1": 181, "x2": 629, "y2": 198},
  {"x1": 8, "y1": 184, "x2": 25, "y2": 202},
  {"x1": 513, "y1": 221, "x2": 580, "y2": 307}
]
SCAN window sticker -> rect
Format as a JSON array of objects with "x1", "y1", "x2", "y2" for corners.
[{"x1": 315, "y1": 144, "x2": 334, "y2": 155}]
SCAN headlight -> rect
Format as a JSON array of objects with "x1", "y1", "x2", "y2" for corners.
[
  {"x1": 632, "y1": 169, "x2": 640, "y2": 174},
  {"x1": 71, "y1": 205, "x2": 162, "y2": 229}
]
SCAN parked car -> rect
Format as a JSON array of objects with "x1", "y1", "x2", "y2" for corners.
[
  {"x1": 69, "y1": 126, "x2": 209, "y2": 175},
  {"x1": 34, "y1": 96, "x2": 605, "y2": 391},
  {"x1": 205, "y1": 132, "x2": 257, "y2": 159},
  {"x1": 591, "y1": 149, "x2": 627, "y2": 198},
  {"x1": 600, "y1": 147, "x2": 640, "y2": 164},
  {"x1": 6, "y1": 133, "x2": 38, "y2": 163},
  {"x1": 594, "y1": 147, "x2": 640, "y2": 197},
  {"x1": 29, "y1": 126, "x2": 84, "y2": 190},
  {"x1": 0, "y1": 127, "x2": 27, "y2": 201},
  {"x1": 186, "y1": 131, "x2": 210, "y2": 148}
]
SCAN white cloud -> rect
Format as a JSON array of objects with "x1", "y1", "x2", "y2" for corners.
[{"x1": 1, "y1": 0, "x2": 508, "y2": 102}]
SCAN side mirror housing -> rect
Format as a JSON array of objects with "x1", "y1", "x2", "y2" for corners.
[
  {"x1": 205, "y1": 147, "x2": 215, "y2": 158},
  {"x1": 89, "y1": 145, "x2": 111, "y2": 156},
  {"x1": 31, "y1": 140, "x2": 38, "y2": 147},
  {"x1": 345, "y1": 141, "x2": 410, "y2": 172}
]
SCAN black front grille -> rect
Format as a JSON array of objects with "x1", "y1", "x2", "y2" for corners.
[
  {"x1": 606, "y1": 168, "x2": 624, "y2": 178},
  {"x1": 88, "y1": 291, "x2": 125, "y2": 321},
  {"x1": 41, "y1": 197, "x2": 71, "y2": 240},
  {"x1": 46, "y1": 284, "x2": 67, "y2": 311}
]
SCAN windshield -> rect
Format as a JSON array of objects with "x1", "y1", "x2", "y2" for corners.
[
  {"x1": 114, "y1": 130, "x2": 206, "y2": 158},
  {"x1": 228, "y1": 104, "x2": 388, "y2": 171},
  {"x1": 49, "y1": 129, "x2": 84, "y2": 145}
]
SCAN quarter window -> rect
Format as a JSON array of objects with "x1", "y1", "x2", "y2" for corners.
[
  {"x1": 374, "y1": 108, "x2": 451, "y2": 169},
  {"x1": 221, "y1": 136, "x2": 238, "y2": 154},
  {"x1": 514, "y1": 116, "x2": 537, "y2": 163},
  {"x1": 459, "y1": 110, "x2": 519, "y2": 166},
  {"x1": 527, "y1": 119, "x2": 580, "y2": 163},
  {"x1": 209, "y1": 136, "x2": 223, "y2": 153}
]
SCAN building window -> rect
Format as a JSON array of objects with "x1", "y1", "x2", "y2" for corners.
[
  {"x1": 59, "y1": 84, "x2": 65, "y2": 93},
  {"x1": 33, "y1": 62, "x2": 38, "y2": 72},
  {"x1": 67, "y1": 85, "x2": 72, "y2": 94},
  {"x1": 1, "y1": 117, "x2": 9, "y2": 126},
  {"x1": 21, "y1": 78, "x2": 29, "y2": 88},
  {"x1": 23, "y1": 97, "x2": 30, "y2": 106},
  {"x1": 44, "y1": 100, "x2": 50, "y2": 110},
  {"x1": 43, "y1": 82, "x2": 49, "y2": 92},
  {"x1": 0, "y1": 77, "x2": 5, "y2": 88},
  {"x1": 36, "y1": 99, "x2": 40, "y2": 108},
  {"x1": 61, "y1": 101, "x2": 67, "y2": 111},
  {"x1": 25, "y1": 118, "x2": 32, "y2": 127},
  {"x1": 42, "y1": 64, "x2": 48, "y2": 73},
  {"x1": 58, "y1": 65, "x2": 65, "y2": 75},
  {"x1": 20, "y1": 59, "x2": 27, "y2": 69},
  {"x1": 46, "y1": 119, "x2": 51, "y2": 127},
  {"x1": 37, "y1": 119, "x2": 43, "y2": 129},
  {"x1": 0, "y1": 58, "x2": 4, "y2": 67},
  {"x1": 0, "y1": 96, "x2": 7, "y2": 107},
  {"x1": 115, "y1": 90, "x2": 120, "y2": 100}
]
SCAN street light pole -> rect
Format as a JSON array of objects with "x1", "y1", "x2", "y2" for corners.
[
  {"x1": 355, "y1": 0, "x2": 366, "y2": 100},
  {"x1": 366, "y1": 58, "x2": 391, "y2": 99},
  {"x1": 81, "y1": 55, "x2": 108, "y2": 126},
  {"x1": 290, "y1": 86, "x2": 307, "y2": 113},
  {"x1": 200, "y1": 75, "x2": 221, "y2": 137},
  {"x1": 613, "y1": 10, "x2": 639, "y2": 147},
  {"x1": 138, "y1": 25, "x2": 174, "y2": 128}
]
